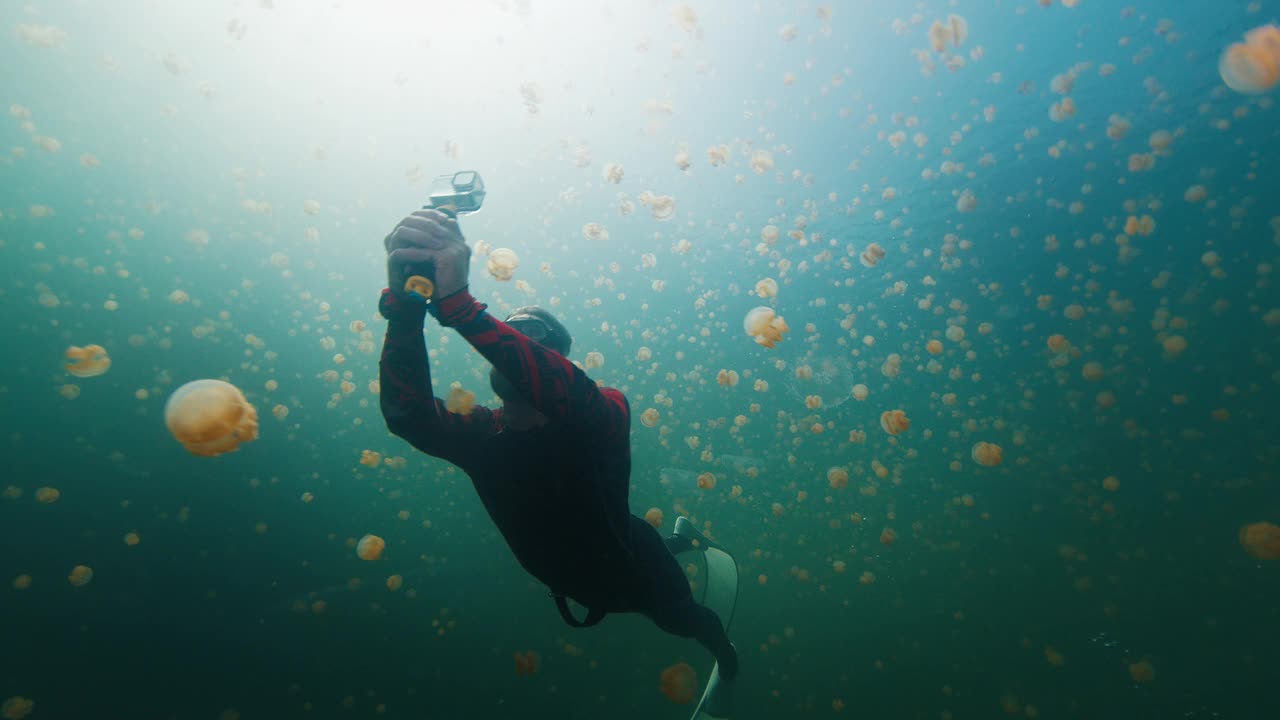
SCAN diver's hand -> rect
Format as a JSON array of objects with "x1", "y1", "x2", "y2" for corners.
[{"x1": 384, "y1": 209, "x2": 469, "y2": 298}]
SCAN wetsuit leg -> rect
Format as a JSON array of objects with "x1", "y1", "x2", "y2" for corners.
[
  {"x1": 627, "y1": 517, "x2": 739, "y2": 680},
  {"x1": 663, "y1": 533, "x2": 694, "y2": 556},
  {"x1": 648, "y1": 597, "x2": 739, "y2": 681}
]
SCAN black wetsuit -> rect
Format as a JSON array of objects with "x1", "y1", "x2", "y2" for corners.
[{"x1": 378, "y1": 288, "x2": 736, "y2": 677}]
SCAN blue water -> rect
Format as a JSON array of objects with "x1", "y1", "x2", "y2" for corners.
[{"x1": 2, "y1": 1, "x2": 1278, "y2": 718}]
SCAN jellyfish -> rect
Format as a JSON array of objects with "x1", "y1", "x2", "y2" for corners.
[
  {"x1": 717, "y1": 369, "x2": 739, "y2": 387},
  {"x1": 744, "y1": 307, "x2": 790, "y2": 348},
  {"x1": 1239, "y1": 521, "x2": 1280, "y2": 560},
  {"x1": 1, "y1": 697, "x2": 34, "y2": 720},
  {"x1": 164, "y1": 379, "x2": 260, "y2": 457},
  {"x1": 386, "y1": 574, "x2": 404, "y2": 591},
  {"x1": 360, "y1": 450, "x2": 382, "y2": 467},
  {"x1": 1046, "y1": 334, "x2": 1071, "y2": 353},
  {"x1": 515, "y1": 650, "x2": 541, "y2": 676},
  {"x1": 880, "y1": 409, "x2": 910, "y2": 435},
  {"x1": 644, "y1": 507, "x2": 664, "y2": 529},
  {"x1": 582, "y1": 222, "x2": 609, "y2": 241},
  {"x1": 34, "y1": 487, "x2": 60, "y2": 503},
  {"x1": 1219, "y1": 25, "x2": 1280, "y2": 94},
  {"x1": 755, "y1": 277, "x2": 779, "y2": 298},
  {"x1": 445, "y1": 387, "x2": 477, "y2": 415},
  {"x1": 860, "y1": 243, "x2": 886, "y2": 268},
  {"x1": 659, "y1": 663, "x2": 697, "y2": 704},
  {"x1": 880, "y1": 528, "x2": 897, "y2": 545},
  {"x1": 356, "y1": 534, "x2": 386, "y2": 561},
  {"x1": 640, "y1": 408, "x2": 660, "y2": 428},
  {"x1": 971, "y1": 441, "x2": 1003, "y2": 467},
  {"x1": 696, "y1": 472, "x2": 717, "y2": 490},
  {"x1": 750, "y1": 150, "x2": 774, "y2": 175},
  {"x1": 67, "y1": 564, "x2": 93, "y2": 587},
  {"x1": 827, "y1": 467, "x2": 849, "y2": 489},
  {"x1": 1128, "y1": 660, "x2": 1156, "y2": 684},
  {"x1": 487, "y1": 249, "x2": 519, "y2": 281},
  {"x1": 64, "y1": 345, "x2": 111, "y2": 378}
]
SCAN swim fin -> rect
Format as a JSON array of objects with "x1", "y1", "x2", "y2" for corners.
[{"x1": 671, "y1": 516, "x2": 740, "y2": 720}]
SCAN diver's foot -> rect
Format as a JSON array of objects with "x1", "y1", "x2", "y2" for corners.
[{"x1": 717, "y1": 642, "x2": 739, "y2": 682}]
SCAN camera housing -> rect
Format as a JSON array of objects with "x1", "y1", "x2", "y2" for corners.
[{"x1": 426, "y1": 171, "x2": 486, "y2": 216}]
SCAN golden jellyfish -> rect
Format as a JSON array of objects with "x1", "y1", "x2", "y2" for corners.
[
  {"x1": 971, "y1": 441, "x2": 1003, "y2": 467},
  {"x1": 486, "y1": 248, "x2": 519, "y2": 281},
  {"x1": 860, "y1": 242, "x2": 886, "y2": 268},
  {"x1": 1239, "y1": 521, "x2": 1280, "y2": 560},
  {"x1": 360, "y1": 450, "x2": 382, "y2": 467},
  {"x1": 755, "y1": 277, "x2": 779, "y2": 298},
  {"x1": 640, "y1": 408, "x2": 660, "y2": 428},
  {"x1": 761, "y1": 225, "x2": 780, "y2": 244},
  {"x1": 743, "y1": 307, "x2": 790, "y2": 348},
  {"x1": 515, "y1": 650, "x2": 541, "y2": 676},
  {"x1": 585, "y1": 351, "x2": 605, "y2": 369},
  {"x1": 827, "y1": 467, "x2": 849, "y2": 489},
  {"x1": 64, "y1": 345, "x2": 110, "y2": 377},
  {"x1": 271, "y1": 404, "x2": 289, "y2": 420},
  {"x1": 644, "y1": 507, "x2": 664, "y2": 529},
  {"x1": 659, "y1": 663, "x2": 698, "y2": 704},
  {"x1": 716, "y1": 369, "x2": 739, "y2": 387},
  {"x1": 926, "y1": 339, "x2": 943, "y2": 355},
  {"x1": 1128, "y1": 660, "x2": 1156, "y2": 684},
  {"x1": 1219, "y1": 25, "x2": 1280, "y2": 94},
  {"x1": 13, "y1": 575, "x2": 32, "y2": 590},
  {"x1": 445, "y1": 387, "x2": 477, "y2": 415},
  {"x1": 1046, "y1": 334, "x2": 1070, "y2": 354},
  {"x1": 123, "y1": 532, "x2": 140, "y2": 546},
  {"x1": 880, "y1": 409, "x2": 910, "y2": 435},
  {"x1": 851, "y1": 384, "x2": 869, "y2": 401},
  {"x1": 68, "y1": 564, "x2": 93, "y2": 587},
  {"x1": 804, "y1": 395, "x2": 822, "y2": 410},
  {"x1": 582, "y1": 222, "x2": 609, "y2": 241},
  {"x1": 164, "y1": 380, "x2": 259, "y2": 457},
  {"x1": 356, "y1": 534, "x2": 386, "y2": 561},
  {"x1": 1, "y1": 697, "x2": 34, "y2": 720},
  {"x1": 879, "y1": 528, "x2": 897, "y2": 546},
  {"x1": 749, "y1": 150, "x2": 773, "y2": 175},
  {"x1": 1162, "y1": 335, "x2": 1188, "y2": 358},
  {"x1": 34, "y1": 487, "x2": 60, "y2": 503},
  {"x1": 697, "y1": 472, "x2": 717, "y2": 490},
  {"x1": 859, "y1": 571, "x2": 876, "y2": 585},
  {"x1": 386, "y1": 574, "x2": 404, "y2": 591},
  {"x1": 1081, "y1": 361, "x2": 1105, "y2": 382},
  {"x1": 1103, "y1": 476, "x2": 1120, "y2": 492}
]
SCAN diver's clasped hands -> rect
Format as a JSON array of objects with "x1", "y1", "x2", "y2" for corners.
[{"x1": 384, "y1": 209, "x2": 472, "y2": 300}]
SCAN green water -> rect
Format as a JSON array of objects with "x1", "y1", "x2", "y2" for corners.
[{"x1": 2, "y1": 1, "x2": 1278, "y2": 718}]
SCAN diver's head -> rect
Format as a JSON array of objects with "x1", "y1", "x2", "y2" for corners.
[
  {"x1": 489, "y1": 306, "x2": 572, "y2": 402},
  {"x1": 504, "y1": 306, "x2": 571, "y2": 355}
]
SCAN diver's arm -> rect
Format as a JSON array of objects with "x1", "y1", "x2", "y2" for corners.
[
  {"x1": 378, "y1": 289, "x2": 497, "y2": 460},
  {"x1": 430, "y1": 289, "x2": 630, "y2": 441}
]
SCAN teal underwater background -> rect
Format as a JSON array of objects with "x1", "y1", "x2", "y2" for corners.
[{"x1": 1, "y1": 0, "x2": 1279, "y2": 718}]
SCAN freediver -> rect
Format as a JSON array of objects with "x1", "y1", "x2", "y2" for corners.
[{"x1": 377, "y1": 208, "x2": 739, "y2": 687}]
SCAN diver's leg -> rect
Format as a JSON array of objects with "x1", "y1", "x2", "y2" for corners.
[
  {"x1": 663, "y1": 533, "x2": 694, "y2": 555},
  {"x1": 649, "y1": 599, "x2": 739, "y2": 681}
]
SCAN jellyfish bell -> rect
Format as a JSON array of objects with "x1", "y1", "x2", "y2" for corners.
[
  {"x1": 164, "y1": 379, "x2": 260, "y2": 457},
  {"x1": 64, "y1": 344, "x2": 110, "y2": 377},
  {"x1": 1220, "y1": 25, "x2": 1280, "y2": 94},
  {"x1": 659, "y1": 662, "x2": 698, "y2": 704}
]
